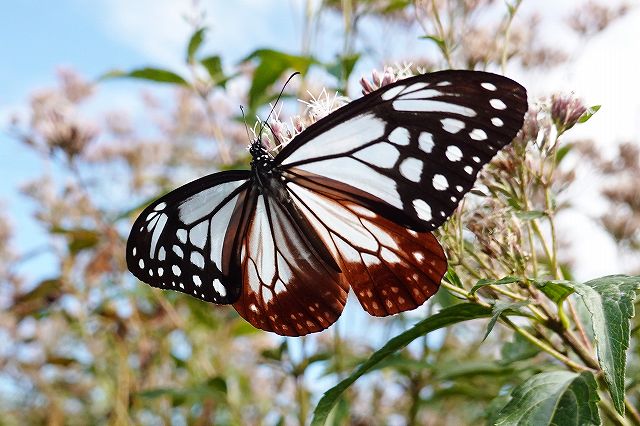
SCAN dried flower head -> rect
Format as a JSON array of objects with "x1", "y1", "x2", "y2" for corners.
[
  {"x1": 38, "y1": 111, "x2": 99, "y2": 158},
  {"x1": 550, "y1": 94, "x2": 587, "y2": 133},
  {"x1": 568, "y1": 1, "x2": 630, "y2": 37}
]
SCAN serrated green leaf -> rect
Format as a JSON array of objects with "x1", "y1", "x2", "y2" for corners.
[
  {"x1": 242, "y1": 49, "x2": 316, "y2": 109},
  {"x1": 486, "y1": 393, "x2": 512, "y2": 426},
  {"x1": 186, "y1": 27, "x2": 206, "y2": 63},
  {"x1": 564, "y1": 275, "x2": 640, "y2": 414},
  {"x1": 311, "y1": 303, "x2": 492, "y2": 426},
  {"x1": 578, "y1": 105, "x2": 601, "y2": 123},
  {"x1": 470, "y1": 276, "x2": 520, "y2": 295},
  {"x1": 495, "y1": 371, "x2": 600, "y2": 426},
  {"x1": 484, "y1": 301, "x2": 530, "y2": 341},
  {"x1": 101, "y1": 68, "x2": 189, "y2": 86},
  {"x1": 534, "y1": 280, "x2": 574, "y2": 304}
]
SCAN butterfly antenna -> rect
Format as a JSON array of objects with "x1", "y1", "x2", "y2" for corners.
[
  {"x1": 258, "y1": 71, "x2": 300, "y2": 139},
  {"x1": 239, "y1": 105, "x2": 253, "y2": 143}
]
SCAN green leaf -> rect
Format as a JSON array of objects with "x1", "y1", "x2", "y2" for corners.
[
  {"x1": 436, "y1": 361, "x2": 517, "y2": 380},
  {"x1": 311, "y1": 303, "x2": 492, "y2": 425},
  {"x1": 186, "y1": 27, "x2": 206, "y2": 63},
  {"x1": 470, "y1": 276, "x2": 520, "y2": 295},
  {"x1": 443, "y1": 267, "x2": 464, "y2": 288},
  {"x1": 101, "y1": 67, "x2": 189, "y2": 86},
  {"x1": 486, "y1": 393, "x2": 511, "y2": 426},
  {"x1": 242, "y1": 49, "x2": 316, "y2": 109},
  {"x1": 564, "y1": 275, "x2": 640, "y2": 414},
  {"x1": 555, "y1": 143, "x2": 573, "y2": 165},
  {"x1": 484, "y1": 301, "x2": 530, "y2": 341},
  {"x1": 578, "y1": 104, "x2": 601, "y2": 123},
  {"x1": 495, "y1": 371, "x2": 600, "y2": 426},
  {"x1": 325, "y1": 53, "x2": 360, "y2": 87},
  {"x1": 420, "y1": 35, "x2": 446, "y2": 51},
  {"x1": 514, "y1": 210, "x2": 545, "y2": 220},
  {"x1": 137, "y1": 376, "x2": 227, "y2": 405},
  {"x1": 534, "y1": 280, "x2": 574, "y2": 304},
  {"x1": 500, "y1": 331, "x2": 541, "y2": 365},
  {"x1": 200, "y1": 55, "x2": 222, "y2": 79},
  {"x1": 51, "y1": 226, "x2": 100, "y2": 254}
]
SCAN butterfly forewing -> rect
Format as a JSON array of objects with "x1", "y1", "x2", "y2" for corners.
[
  {"x1": 276, "y1": 70, "x2": 527, "y2": 232},
  {"x1": 126, "y1": 171, "x2": 250, "y2": 303}
]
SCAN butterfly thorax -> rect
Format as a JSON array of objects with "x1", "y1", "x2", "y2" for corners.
[{"x1": 249, "y1": 139, "x2": 275, "y2": 173}]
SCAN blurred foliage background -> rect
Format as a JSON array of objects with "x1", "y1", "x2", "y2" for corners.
[{"x1": 1, "y1": 0, "x2": 639, "y2": 425}]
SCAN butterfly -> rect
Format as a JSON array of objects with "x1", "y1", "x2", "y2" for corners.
[{"x1": 126, "y1": 70, "x2": 527, "y2": 336}]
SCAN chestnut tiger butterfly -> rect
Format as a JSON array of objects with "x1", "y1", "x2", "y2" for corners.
[{"x1": 126, "y1": 70, "x2": 527, "y2": 336}]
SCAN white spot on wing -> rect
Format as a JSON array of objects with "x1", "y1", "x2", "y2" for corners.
[
  {"x1": 189, "y1": 221, "x2": 208, "y2": 249},
  {"x1": 413, "y1": 199, "x2": 432, "y2": 221},
  {"x1": 190, "y1": 251, "x2": 205, "y2": 269},
  {"x1": 393, "y1": 100, "x2": 476, "y2": 117},
  {"x1": 381, "y1": 85, "x2": 406, "y2": 100},
  {"x1": 433, "y1": 174, "x2": 449, "y2": 191},
  {"x1": 173, "y1": 245, "x2": 184, "y2": 258},
  {"x1": 150, "y1": 213, "x2": 168, "y2": 259},
  {"x1": 472, "y1": 156, "x2": 481, "y2": 163},
  {"x1": 158, "y1": 247, "x2": 166, "y2": 261},
  {"x1": 177, "y1": 229, "x2": 187, "y2": 243},
  {"x1": 418, "y1": 132, "x2": 434, "y2": 153},
  {"x1": 132, "y1": 247, "x2": 137, "y2": 256},
  {"x1": 213, "y1": 279, "x2": 226, "y2": 297},
  {"x1": 436, "y1": 81, "x2": 451, "y2": 86},
  {"x1": 297, "y1": 158, "x2": 403, "y2": 209},
  {"x1": 470, "y1": 129, "x2": 488, "y2": 141},
  {"x1": 481, "y1": 82, "x2": 497, "y2": 91},
  {"x1": 399, "y1": 89, "x2": 442, "y2": 100},
  {"x1": 154, "y1": 202, "x2": 167, "y2": 211},
  {"x1": 178, "y1": 181, "x2": 244, "y2": 225},
  {"x1": 388, "y1": 127, "x2": 410, "y2": 146},
  {"x1": 354, "y1": 142, "x2": 400, "y2": 168},
  {"x1": 445, "y1": 145, "x2": 463, "y2": 162},
  {"x1": 138, "y1": 259, "x2": 144, "y2": 268},
  {"x1": 441, "y1": 118, "x2": 465, "y2": 134},
  {"x1": 282, "y1": 114, "x2": 386, "y2": 164},
  {"x1": 399, "y1": 157, "x2": 423, "y2": 182},
  {"x1": 209, "y1": 196, "x2": 237, "y2": 265},
  {"x1": 490, "y1": 99, "x2": 507, "y2": 110},
  {"x1": 403, "y1": 82, "x2": 429, "y2": 92},
  {"x1": 492, "y1": 117, "x2": 504, "y2": 127},
  {"x1": 464, "y1": 166, "x2": 473, "y2": 174},
  {"x1": 172, "y1": 265, "x2": 181, "y2": 276},
  {"x1": 193, "y1": 275, "x2": 202, "y2": 287}
]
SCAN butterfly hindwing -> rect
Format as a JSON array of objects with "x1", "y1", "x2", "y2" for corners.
[
  {"x1": 277, "y1": 70, "x2": 527, "y2": 232},
  {"x1": 126, "y1": 170, "x2": 251, "y2": 304},
  {"x1": 286, "y1": 181, "x2": 446, "y2": 316},
  {"x1": 231, "y1": 184, "x2": 349, "y2": 336}
]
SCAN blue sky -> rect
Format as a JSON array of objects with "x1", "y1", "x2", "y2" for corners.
[{"x1": 1, "y1": 0, "x2": 639, "y2": 283}]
